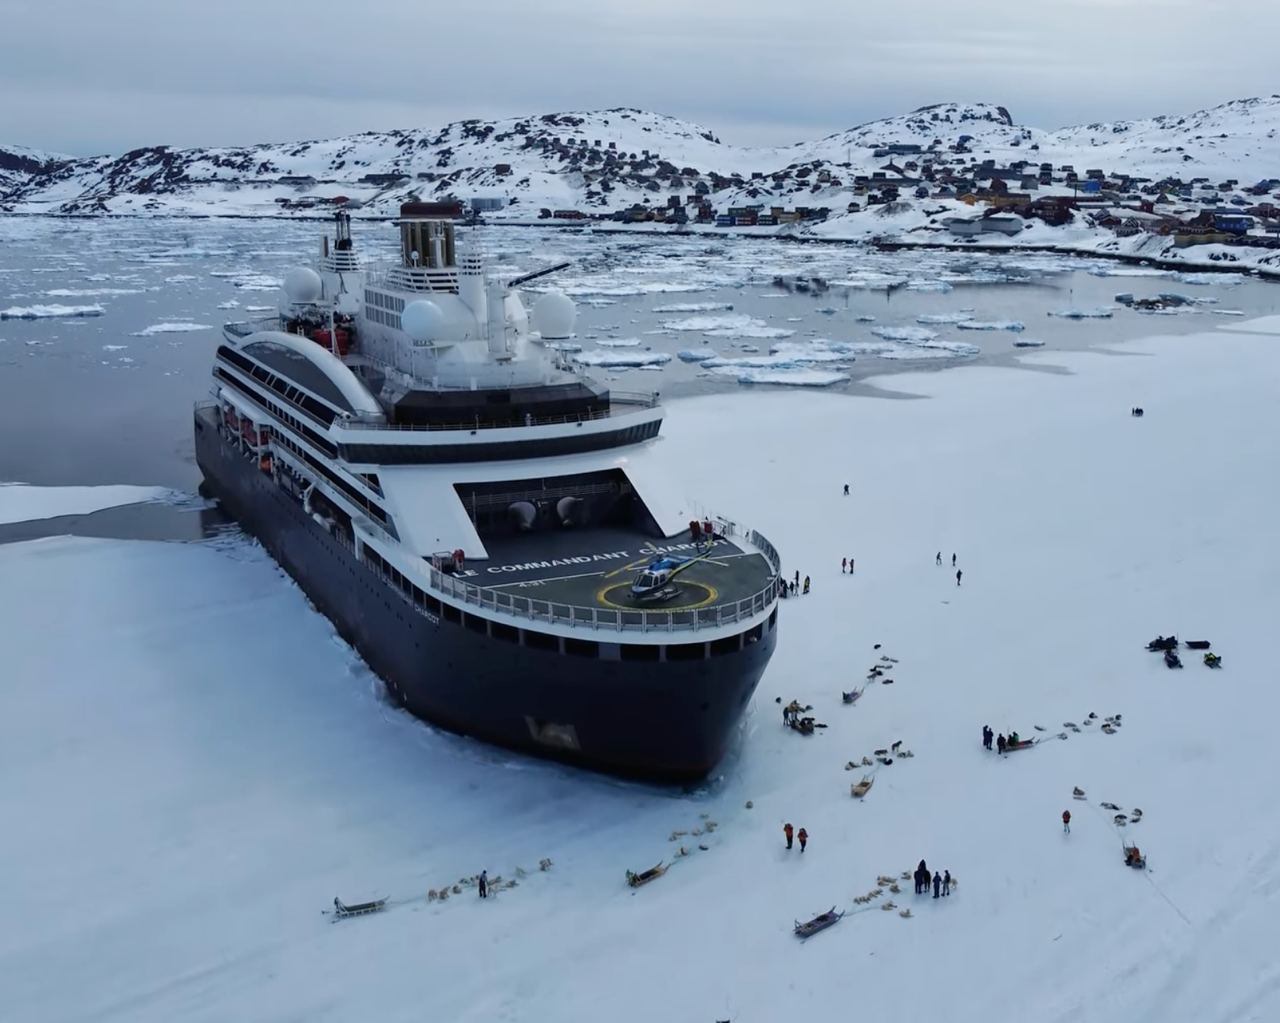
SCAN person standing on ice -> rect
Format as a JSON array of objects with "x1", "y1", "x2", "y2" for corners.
[
  {"x1": 784, "y1": 822, "x2": 794, "y2": 850},
  {"x1": 956, "y1": 569, "x2": 963, "y2": 586},
  {"x1": 997, "y1": 733, "x2": 1007, "y2": 755},
  {"x1": 478, "y1": 870, "x2": 488, "y2": 899},
  {"x1": 803, "y1": 575, "x2": 810, "y2": 595},
  {"x1": 943, "y1": 870, "x2": 951, "y2": 896},
  {"x1": 916, "y1": 859, "x2": 928, "y2": 893},
  {"x1": 848, "y1": 558, "x2": 854, "y2": 574},
  {"x1": 797, "y1": 827, "x2": 808, "y2": 853},
  {"x1": 844, "y1": 483, "x2": 850, "y2": 496},
  {"x1": 982, "y1": 725, "x2": 993, "y2": 750},
  {"x1": 933, "y1": 872, "x2": 942, "y2": 898},
  {"x1": 1062, "y1": 810, "x2": 1071, "y2": 834},
  {"x1": 842, "y1": 557, "x2": 847, "y2": 574},
  {"x1": 952, "y1": 553, "x2": 957, "y2": 567},
  {"x1": 936, "y1": 551, "x2": 942, "y2": 566}
]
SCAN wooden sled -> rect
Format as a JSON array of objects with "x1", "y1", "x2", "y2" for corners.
[
  {"x1": 850, "y1": 775, "x2": 874, "y2": 798},
  {"x1": 794, "y1": 906, "x2": 844, "y2": 939},
  {"x1": 333, "y1": 896, "x2": 387, "y2": 919},
  {"x1": 1185, "y1": 640, "x2": 1211, "y2": 650},
  {"x1": 1123, "y1": 846, "x2": 1147, "y2": 870},
  {"x1": 626, "y1": 862, "x2": 667, "y2": 888},
  {"x1": 842, "y1": 689, "x2": 862, "y2": 705},
  {"x1": 1004, "y1": 739, "x2": 1035, "y2": 752}
]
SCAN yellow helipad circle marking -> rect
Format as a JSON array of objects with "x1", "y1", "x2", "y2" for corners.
[{"x1": 596, "y1": 580, "x2": 720, "y2": 611}]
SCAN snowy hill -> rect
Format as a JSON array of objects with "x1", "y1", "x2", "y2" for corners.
[
  {"x1": 2, "y1": 97, "x2": 1278, "y2": 218},
  {"x1": 0, "y1": 143, "x2": 69, "y2": 192}
]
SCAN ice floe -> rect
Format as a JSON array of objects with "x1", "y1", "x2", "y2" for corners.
[
  {"x1": 572, "y1": 350, "x2": 671, "y2": 368},
  {"x1": 916, "y1": 313, "x2": 974, "y2": 325},
  {"x1": 1012, "y1": 338, "x2": 1046, "y2": 348},
  {"x1": 43, "y1": 287, "x2": 144, "y2": 297},
  {"x1": 594, "y1": 337, "x2": 642, "y2": 348},
  {"x1": 956, "y1": 320, "x2": 1025, "y2": 331},
  {"x1": 871, "y1": 325, "x2": 939, "y2": 343},
  {"x1": 650, "y1": 302, "x2": 734, "y2": 313},
  {"x1": 130, "y1": 322, "x2": 213, "y2": 337},
  {"x1": 0, "y1": 482, "x2": 177, "y2": 526},
  {"x1": 1174, "y1": 272, "x2": 1244, "y2": 286},
  {"x1": 0, "y1": 303, "x2": 105, "y2": 320},
  {"x1": 1047, "y1": 307, "x2": 1116, "y2": 319},
  {"x1": 878, "y1": 340, "x2": 982, "y2": 360},
  {"x1": 708, "y1": 365, "x2": 850, "y2": 387},
  {"x1": 676, "y1": 349, "x2": 718, "y2": 363}
]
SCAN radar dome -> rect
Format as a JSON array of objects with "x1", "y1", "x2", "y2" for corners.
[
  {"x1": 401, "y1": 299, "x2": 446, "y2": 343},
  {"x1": 283, "y1": 266, "x2": 322, "y2": 304},
  {"x1": 531, "y1": 291, "x2": 576, "y2": 340}
]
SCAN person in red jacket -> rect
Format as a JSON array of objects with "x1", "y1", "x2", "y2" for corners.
[
  {"x1": 797, "y1": 827, "x2": 808, "y2": 852},
  {"x1": 1062, "y1": 810, "x2": 1071, "y2": 834},
  {"x1": 783, "y1": 822, "x2": 794, "y2": 850}
]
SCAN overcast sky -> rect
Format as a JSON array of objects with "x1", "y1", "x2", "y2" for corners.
[{"x1": 6, "y1": 0, "x2": 1279, "y2": 156}]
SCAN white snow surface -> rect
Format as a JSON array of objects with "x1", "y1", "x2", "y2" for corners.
[
  {"x1": 0, "y1": 482, "x2": 175, "y2": 525},
  {"x1": 6, "y1": 319, "x2": 1280, "y2": 1020}
]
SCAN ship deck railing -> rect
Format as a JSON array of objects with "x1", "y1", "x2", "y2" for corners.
[
  {"x1": 340, "y1": 521, "x2": 781, "y2": 634},
  {"x1": 338, "y1": 391, "x2": 659, "y2": 433}
]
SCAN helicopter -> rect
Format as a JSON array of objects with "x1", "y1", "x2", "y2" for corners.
[{"x1": 628, "y1": 549, "x2": 718, "y2": 604}]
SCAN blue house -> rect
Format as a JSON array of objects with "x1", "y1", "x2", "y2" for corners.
[{"x1": 1213, "y1": 213, "x2": 1253, "y2": 235}]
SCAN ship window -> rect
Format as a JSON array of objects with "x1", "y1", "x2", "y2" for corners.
[
  {"x1": 463, "y1": 612, "x2": 488, "y2": 635},
  {"x1": 491, "y1": 621, "x2": 519, "y2": 643},
  {"x1": 745, "y1": 624, "x2": 763, "y2": 645},
  {"x1": 564, "y1": 637, "x2": 599, "y2": 658},
  {"x1": 523, "y1": 630, "x2": 559, "y2": 652},
  {"x1": 620, "y1": 643, "x2": 660, "y2": 662},
  {"x1": 665, "y1": 642, "x2": 707, "y2": 662},
  {"x1": 710, "y1": 635, "x2": 741, "y2": 657},
  {"x1": 768, "y1": 606, "x2": 777, "y2": 628},
  {"x1": 442, "y1": 603, "x2": 461, "y2": 624}
]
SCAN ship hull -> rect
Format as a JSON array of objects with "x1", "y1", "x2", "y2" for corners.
[{"x1": 195, "y1": 414, "x2": 776, "y2": 782}]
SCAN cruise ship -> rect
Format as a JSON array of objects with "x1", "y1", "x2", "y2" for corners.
[{"x1": 194, "y1": 203, "x2": 781, "y2": 780}]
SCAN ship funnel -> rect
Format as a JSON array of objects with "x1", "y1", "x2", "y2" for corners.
[{"x1": 398, "y1": 201, "x2": 462, "y2": 270}]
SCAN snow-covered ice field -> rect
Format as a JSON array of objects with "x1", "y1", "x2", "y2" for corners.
[{"x1": 4, "y1": 318, "x2": 1280, "y2": 1021}]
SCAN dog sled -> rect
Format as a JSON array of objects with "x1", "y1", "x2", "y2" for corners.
[
  {"x1": 626, "y1": 863, "x2": 667, "y2": 888},
  {"x1": 842, "y1": 689, "x2": 862, "y2": 705},
  {"x1": 1004, "y1": 738, "x2": 1035, "y2": 752},
  {"x1": 1123, "y1": 844, "x2": 1147, "y2": 870},
  {"x1": 850, "y1": 775, "x2": 875, "y2": 799},
  {"x1": 789, "y1": 716, "x2": 825, "y2": 735},
  {"x1": 1203, "y1": 652, "x2": 1222, "y2": 669},
  {"x1": 333, "y1": 896, "x2": 387, "y2": 919},
  {"x1": 1185, "y1": 640, "x2": 1211, "y2": 650},
  {"x1": 1146, "y1": 635, "x2": 1178, "y2": 652},
  {"x1": 794, "y1": 906, "x2": 844, "y2": 939}
]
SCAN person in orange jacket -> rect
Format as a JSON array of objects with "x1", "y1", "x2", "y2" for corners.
[
  {"x1": 1062, "y1": 810, "x2": 1071, "y2": 834},
  {"x1": 783, "y1": 822, "x2": 794, "y2": 850},
  {"x1": 797, "y1": 827, "x2": 808, "y2": 852}
]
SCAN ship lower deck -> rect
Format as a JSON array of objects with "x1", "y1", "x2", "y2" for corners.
[{"x1": 468, "y1": 528, "x2": 775, "y2": 616}]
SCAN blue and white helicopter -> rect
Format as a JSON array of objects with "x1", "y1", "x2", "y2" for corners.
[{"x1": 627, "y1": 548, "x2": 720, "y2": 604}]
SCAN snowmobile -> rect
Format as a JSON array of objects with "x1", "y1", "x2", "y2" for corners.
[
  {"x1": 1164, "y1": 648, "x2": 1183, "y2": 669},
  {"x1": 1203, "y1": 652, "x2": 1222, "y2": 669},
  {"x1": 1146, "y1": 635, "x2": 1178, "y2": 652}
]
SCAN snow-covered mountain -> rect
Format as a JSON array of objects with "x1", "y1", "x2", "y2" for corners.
[
  {"x1": 0, "y1": 144, "x2": 69, "y2": 192},
  {"x1": 2, "y1": 97, "x2": 1278, "y2": 217}
]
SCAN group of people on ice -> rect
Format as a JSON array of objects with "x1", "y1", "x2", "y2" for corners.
[
  {"x1": 782, "y1": 823, "x2": 809, "y2": 852},
  {"x1": 914, "y1": 860, "x2": 951, "y2": 899},
  {"x1": 982, "y1": 725, "x2": 1026, "y2": 754},
  {"x1": 779, "y1": 570, "x2": 810, "y2": 598},
  {"x1": 935, "y1": 551, "x2": 962, "y2": 586}
]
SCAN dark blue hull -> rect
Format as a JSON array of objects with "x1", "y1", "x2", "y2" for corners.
[{"x1": 194, "y1": 412, "x2": 776, "y2": 781}]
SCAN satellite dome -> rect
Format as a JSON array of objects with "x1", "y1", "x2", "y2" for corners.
[
  {"x1": 401, "y1": 299, "x2": 446, "y2": 343},
  {"x1": 283, "y1": 266, "x2": 322, "y2": 304},
  {"x1": 530, "y1": 290, "x2": 576, "y2": 340}
]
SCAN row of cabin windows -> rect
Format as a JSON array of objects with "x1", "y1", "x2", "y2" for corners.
[
  {"x1": 364, "y1": 290, "x2": 406, "y2": 313},
  {"x1": 213, "y1": 366, "x2": 337, "y2": 457},
  {"x1": 217, "y1": 346, "x2": 340, "y2": 426},
  {"x1": 271, "y1": 430, "x2": 392, "y2": 530},
  {"x1": 367, "y1": 306, "x2": 402, "y2": 331}
]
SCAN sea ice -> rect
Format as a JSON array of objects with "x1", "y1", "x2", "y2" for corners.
[
  {"x1": 871, "y1": 325, "x2": 939, "y2": 343},
  {"x1": 916, "y1": 313, "x2": 975, "y2": 325},
  {"x1": 708, "y1": 365, "x2": 849, "y2": 386},
  {"x1": 0, "y1": 483, "x2": 176, "y2": 525},
  {"x1": 651, "y1": 302, "x2": 735, "y2": 313},
  {"x1": 130, "y1": 322, "x2": 213, "y2": 337},
  {"x1": 572, "y1": 350, "x2": 671, "y2": 368},
  {"x1": 676, "y1": 350, "x2": 718, "y2": 363},
  {"x1": 1048, "y1": 308, "x2": 1116, "y2": 319},
  {"x1": 0, "y1": 304, "x2": 105, "y2": 320},
  {"x1": 956, "y1": 320, "x2": 1025, "y2": 331},
  {"x1": 595, "y1": 338, "x2": 642, "y2": 348}
]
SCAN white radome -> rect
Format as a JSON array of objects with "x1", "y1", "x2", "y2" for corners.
[
  {"x1": 401, "y1": 299, "x2": 447, "y2": 343},
  {"x1": 531, "y1": 291, "x2": 576, "y2": 340},
  {"x1": 283, "y1": 266, "x2": 322, "y2": 304}
]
